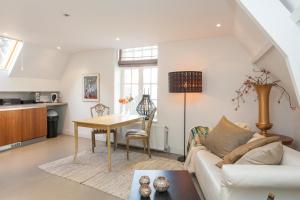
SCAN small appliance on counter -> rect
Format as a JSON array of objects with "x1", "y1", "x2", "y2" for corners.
[
  {"x1": 35, "y1": 92, "x2": 40, "y2": 103},
  {"x1": 21, "y1": 99, "x2": 37, "y2": 104},
  {"x1": 39, "y1": 95, "x2": 51, "y2": 103},
  {"x1": 50, "y1": 93, "x2": 58, "y2": 103},
  {"x1": 0, "y1": 98, "x2": 21, "y2": 105}
]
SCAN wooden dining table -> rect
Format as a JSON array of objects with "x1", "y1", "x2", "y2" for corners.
[{"x1": 73, "y1": 114, "x2": 144, "y2": 172}]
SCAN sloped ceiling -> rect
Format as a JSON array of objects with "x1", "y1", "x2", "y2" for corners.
[
  {"x1": 232, "y1": 0, "x2": 299, "y2": 107},
  {"x1": 0, "y1": 0, "x2": 236, "y2": 80},
  {"x1": 256, "y1": 47, "x2": 298, "y2": 107},
  {"x1": 280, "y1": 0, "x2": 300, "y2": 12},
  {"x1": 0, "y1": 0, "x2": 234, "y2": 52},
  {"x1": 0, "y1": 0, "x2": 296, "y2": 87},
  {"x1": 9, "y1": 43, "x2": 70, "y2": 80},
  {"x1": 232, "y1": 1, "x2": 272, "y2": 59}
]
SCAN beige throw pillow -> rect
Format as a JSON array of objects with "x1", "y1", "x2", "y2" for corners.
[
  {"x1": 247, "y1": 132, "x2": 266, "y2": 143},
  {"x1": 216, "y1": 136, "x2": 280, "y2": 168},
  {"x1": 206, "y1": 116, "x2": 254, "y2": 158},
  {"x1": 235, "y1": 141, "x2": 283, "y2": 165}
]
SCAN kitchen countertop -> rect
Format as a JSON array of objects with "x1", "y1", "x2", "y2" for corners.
[{"x1": 0, "y1": 102, "x2": 67, "y2": 111}]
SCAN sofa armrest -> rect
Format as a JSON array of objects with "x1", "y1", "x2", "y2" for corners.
[{"x1": 222, "y1": 165, "x2": 300, "y2": 189}]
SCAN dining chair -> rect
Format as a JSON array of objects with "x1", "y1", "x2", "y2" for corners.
[
  {"x1": 126, "y1": 108, "x2": 157, "y2": 160},
  {"x1": 90, "y1": 103, "x2": 117, "y2": 152}
]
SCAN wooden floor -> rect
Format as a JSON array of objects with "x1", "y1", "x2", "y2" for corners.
[{"x1": 0, "y1": 135, "x2": 204, "y2": 200}]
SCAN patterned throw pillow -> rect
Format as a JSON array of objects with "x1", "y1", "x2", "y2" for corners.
[{"x1": 187, "y1": 126, "x2": 209, "y2": 153}]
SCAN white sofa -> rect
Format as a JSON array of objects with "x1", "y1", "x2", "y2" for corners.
[{"x1": 194, "y1": 145, "x2": 300, "y2": 200}]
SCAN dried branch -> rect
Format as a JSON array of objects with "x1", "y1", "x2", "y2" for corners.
[
  {"x1": 232, "y1": 68, "x2": 296, "y2": 111},
  {"x1": 274, "y1": 84, "x2": 296, "y2": 110}
]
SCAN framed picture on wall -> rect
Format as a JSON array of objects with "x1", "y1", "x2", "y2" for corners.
[{"x1": 82, "y1": 73, "x2": 100, "y2": 102}]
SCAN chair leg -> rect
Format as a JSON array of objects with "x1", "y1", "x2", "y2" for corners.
[
  {"x1": 113, "y1": 131, "x2": 117, "y2": 151},
  {"x1": 143, "y1": 140, "x2": 146, "y2": 153},
  {"x1": 147, "y1": 138, "x2": 151, "y2": 158},
  {"x1": 126, "y1": 137, "x2": 129, "y2": 160},
  {"x1": 92, "y1": 133, "x2": 96, "y2": 153},
  {"x1": 105, "y1": 134, "x2": 108, "y2": 146}
]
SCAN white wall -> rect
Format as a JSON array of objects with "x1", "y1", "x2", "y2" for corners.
[
  {"x1": 157, "y1": 36, "x2": 299, "y2": 154},
  {"x1": 60, "y1": 49, "x2": 117, "y2": 138},
  {"x1": 0, "y1": 70, "x2": 61, "y2": 91},
  {"x1": 59, "y1": 37, "x2": 300, "y2": 154}
]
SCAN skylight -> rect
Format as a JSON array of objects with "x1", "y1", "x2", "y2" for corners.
[{"x1": 0, "y1": 36, "x2": 23, "y2": 70}]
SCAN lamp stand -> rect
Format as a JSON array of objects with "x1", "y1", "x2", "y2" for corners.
[{"x1": 177, "y1": 92, "x2": 186, "y2": 162}]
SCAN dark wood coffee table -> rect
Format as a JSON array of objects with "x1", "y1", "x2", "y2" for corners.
[{"x1": 129, "y1": 170, "x2": 201, "y2": 200}]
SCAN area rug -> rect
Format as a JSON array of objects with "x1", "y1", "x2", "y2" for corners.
[{"x1": 39, "y1": 147, "x2": 184, "y2": 199}]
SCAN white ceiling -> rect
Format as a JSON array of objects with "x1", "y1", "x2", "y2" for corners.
[{"x1": 0, "y1": 0, "x2": 234, "y2": 52}]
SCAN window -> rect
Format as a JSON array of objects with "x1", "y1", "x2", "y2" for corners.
[
  {"x1": 118, "y1": 46, "x2": 158, "y2": 115},
  {"x1": 118, "y1": 46, "x2": 158, "y2": 66},
  {"x1": 143, "y1": 68, "x2": 158, "y2": 107},
  {"x1": 120, "y1": 67, "x2": 158, "y2": 115},
  {"x1": 0, "y1": 36, "x2": 23, "y2": 70}
]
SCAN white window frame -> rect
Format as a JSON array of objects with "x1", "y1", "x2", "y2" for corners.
[
  {"x1": 118, "y1": 46, "x2": 158, "y2": 67},
  {"x1": 119, "y1": 66, "x2": 158, "y2": 116},
  {"x1": 0, "y1": 36, "x2": 23, "y2": 71}
]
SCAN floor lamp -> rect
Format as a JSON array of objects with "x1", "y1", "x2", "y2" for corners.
[{"x1": 168, "y1": 71, "x2": 202, "y2": 162}]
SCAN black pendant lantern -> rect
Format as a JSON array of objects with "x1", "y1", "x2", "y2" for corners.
[{"x1": 136, "y1": 94, "x2": 156, "y2": 119}]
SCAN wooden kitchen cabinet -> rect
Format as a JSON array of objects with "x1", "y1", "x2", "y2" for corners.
[
  {"x1": 32, "y1": 108, "x2": 47, "y2": 138},
  {"x1": 0, "y1": 110, "x2": 22, "y2": 146},
  {"x1": 0, "y1": 107, "x2": 47, "y2": 146},
  {"x1": 21, "y1": 108, "x2": 34, "y2": 141}
]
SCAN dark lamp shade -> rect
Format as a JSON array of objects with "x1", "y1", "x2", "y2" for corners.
[{"x1": 168, "y1": 71, "x2": 202, "y2": 93}]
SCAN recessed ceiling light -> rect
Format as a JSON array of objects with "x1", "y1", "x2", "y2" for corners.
[
  {"x1": 63, "y1": 13, "x2": 71, "y2": 17},
  {"x1": 115, "y1": 37, "x2": 120, "y2": 41},
  {"x1": 2, "y1": 32, "x2": 8, "y2": 36},
  {"x1": 56, "y1": 46, "x2": 61, "y2": 50},
  {"x1": 216, "y1": 23, "x2": 222, "y2": 28}
]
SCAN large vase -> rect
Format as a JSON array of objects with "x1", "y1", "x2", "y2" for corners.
[{"x1": 254, "y1": 84, "x2": 273, "y2": 136}]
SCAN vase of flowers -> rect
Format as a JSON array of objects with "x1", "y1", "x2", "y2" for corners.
[
  {"x1": 233, "y1": 68, "x2": 295, "y2": 136},
  {"x1": 119, "y1": 96, "x2": 134, "y2": 114}
]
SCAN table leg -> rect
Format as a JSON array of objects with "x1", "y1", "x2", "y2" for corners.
[
  {"x1": 73, "y1": 122, "x2": 79, "y2": 163},
  {"x1": 114, "y1": 128, "x2": 118, "y2": 150},
  {"x1": 107, "y1": 127, "x2": 111, "y2": 172}
]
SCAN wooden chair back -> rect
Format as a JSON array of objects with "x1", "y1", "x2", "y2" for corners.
[
  {"x1": 145, "y1": 108, "x2": 157, "y2": 136},
  {"x1": 90, "y1": 103, "x2": 110, "y2": 117}
]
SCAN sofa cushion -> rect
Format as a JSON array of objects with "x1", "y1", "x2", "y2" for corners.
[
  {"x1": 281, "y1": 146, "x2": 300, "y2": 166},
  {"x1": 216, "y1": 136, "x2": 280, "y2": 168},
  {"x1": 247, "y1": 132, "x2": 265, "y2": 143},
  {"x1": 206, "y1": 116, "x2": 254, "y2": 158},
  {"x1": 234, "y1": 122, "x2": 251, "y2": 131},
  {"x1": 194, "y1": 150, "x2": 222, "y2": 200},
  {"x1": 236, "y1": 141, "x2": 283, "y2": 165}
]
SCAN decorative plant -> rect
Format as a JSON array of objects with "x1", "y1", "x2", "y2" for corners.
[
  {"x1": 232, "y1": 68, "x2": 296, "y2": 111},
  {"x1": 118, "y1": 96, "x2": 134, "y2": 105}
]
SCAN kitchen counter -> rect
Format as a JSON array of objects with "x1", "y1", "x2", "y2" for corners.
[{"x1": 0, "y1": 102, "x2": 67, "y2": 111}]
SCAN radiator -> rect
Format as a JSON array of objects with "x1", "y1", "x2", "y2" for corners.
[{"x1": 96, "y1": 123, "x2": 168, "y2": 151}]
